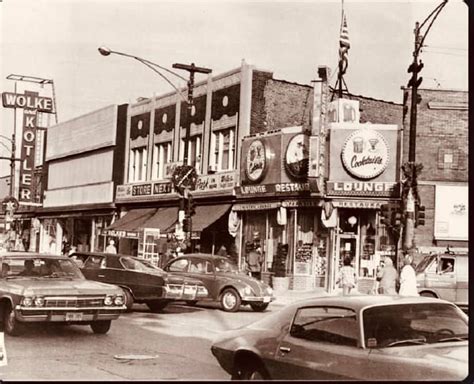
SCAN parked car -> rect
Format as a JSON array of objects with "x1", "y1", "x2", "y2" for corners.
[
  {"x1": 415, "y1": 251, "x2": 468, "y2": 311},
  {"x1": 70, "y1": 252, "x2": 208, "y2": 312},
  {"x1": 163, "y1": 254, "x2": 274, "y2": 312},
  {"x1": 0, "y1": 252, "x2": 126, "y2": 336},
  {"x1": 211, "y1": 295, "x2": 468, "y2": 380}
]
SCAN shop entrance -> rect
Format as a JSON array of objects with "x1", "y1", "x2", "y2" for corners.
[{"x1": 334, "y1": 235, "x2": 359, "y2": 291}]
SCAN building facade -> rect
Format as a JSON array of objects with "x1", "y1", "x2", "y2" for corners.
[{"x1": 401, "y1": 87, "x2": 468, "y2": 254}]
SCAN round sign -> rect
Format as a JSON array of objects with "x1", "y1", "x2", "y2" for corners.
[
  {"x1": 245, "y1": 139, "x2": 266, "y2": 182},
  {"x1": 341, "y1": 129, "x2": 389, "y2": 179},
  {"x1": 285, "y1": 134, "x2": 309, "y2": 180}
]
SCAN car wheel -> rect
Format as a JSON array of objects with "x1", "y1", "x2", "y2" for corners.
[
  {"x1": 233, "y1": 361, "x2": 270, "y2": 380},
  {"x1": 147, "y1": 300, "x2": 169, "y2": 313},
  {"x1": 186, "y1": 300, "x2": 198, "y2": 306},
  {"x1": 249, "y1": 302, "x2": 269, "y2": 312},
  {"x1": 123, "y1": 290, "x2": 134, "y2": 312},
  {"x1": 220, "y1": 288, "x2": 241, "y2": 312},
  {"x1": 90, "y1": 320, "x2": 112, "y2": 334},
  {"x1": 4, "y1": 304, "x2": 24, "y2": 336}
]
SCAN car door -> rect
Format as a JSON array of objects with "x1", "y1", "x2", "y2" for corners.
[
  {"x1": 434, "y1": 256, "x2": 457, "y2": 302},
  {"x1": 186, "y1": 258, "x2": 218, "y2": 299},
  {"x1": 81, "y1": 255, "x2": 106, "y2": 281},
  {"x1": 272, "y1": 306, "x2": 370, "y2": 380},
  {"x1": 455, "y1": 256, "x2": 468, "y2": 305}
]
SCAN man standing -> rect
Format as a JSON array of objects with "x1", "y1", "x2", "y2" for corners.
[
  {"x1": 399, "y1": 254, "x2": 419, "y2": 296},
  {"x1": 105, "y1": 239, "x2": 117, "y2": 254},
  {"x1": 247, "y1": 247, "x2": 263, "y2": 280}
]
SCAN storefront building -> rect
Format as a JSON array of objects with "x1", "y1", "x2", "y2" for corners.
[
  {"x1": 325, "y1": 98, "x2": 402, "y2": 293},
  {"x1": 401, "y1": 87, "x2": 468, "y2": 255},
  {"x1": 37, "y1": 104, "x2": 128, "y2": 254}
]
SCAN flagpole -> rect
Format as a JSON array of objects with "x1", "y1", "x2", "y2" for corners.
[{"x1": 338, "y1": 0, "x2": 344, "y2": 98}]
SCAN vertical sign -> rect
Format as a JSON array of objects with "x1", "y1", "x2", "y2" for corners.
[{"x1": 19, "y1": 91, "x2": 38, "y2": 202}]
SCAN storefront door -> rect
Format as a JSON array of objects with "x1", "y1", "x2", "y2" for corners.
[{"x1": 333, "y1": 235, "x2": 359, "y2": 291}]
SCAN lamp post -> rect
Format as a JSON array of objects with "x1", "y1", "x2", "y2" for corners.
[{"x1": 98, "y1": 47, "x2": 212, "y2": 249}]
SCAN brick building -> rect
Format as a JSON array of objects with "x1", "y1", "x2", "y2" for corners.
[{"x1": 402, "y1": 87, "x2": 468, "y2": 253}]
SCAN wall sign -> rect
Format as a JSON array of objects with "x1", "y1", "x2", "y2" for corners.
[
  {"x1": 116, "y1": 182, "x2": 173, "y2": 200},
  {"x1": 195, "y1": 171, "x2": 236, "y2": 192},
  {"x1": 2, "y1": 92, "x2": 53, "y2": 112},
  {"x1": 236, "y1": 181, "x2": 317, "y2": 196},
  {"x1": 327, "y1": 181, "x2": 398, "y2": 197},
  {"x1": 434, "y1": 185, "x2": 468, "y2": 241},
  {"x1": 284, "y1": 134, "x2": 309, "y2": 180},
  {"x1": 341, "y1": 129, "x2": 389, "y2": 179},
  {"x1": 245, "y1": 139, "x2": 266, "y2": 182}
]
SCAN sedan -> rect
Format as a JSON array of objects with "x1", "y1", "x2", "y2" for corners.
[
  {"x1": 0, "y1": 252, "x2": 125, "y2": 336},
  {"x1": 71, "y1": 252, "x2": 208, "y2": 312},
  {"x1": 163, "y1": 254, "x2": 274, "y2": 312},
  {"x1": 211, "y1": 295, "x2": 468, "y2": 380}
]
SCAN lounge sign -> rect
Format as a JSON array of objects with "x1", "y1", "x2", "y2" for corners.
[{"x1": 341, "y1": 129, "x2": 389, "y2": 179}]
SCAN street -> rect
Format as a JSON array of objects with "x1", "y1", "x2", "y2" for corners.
[{"x1": 0, "y1": 301, "x2": 279, "y2": 381}]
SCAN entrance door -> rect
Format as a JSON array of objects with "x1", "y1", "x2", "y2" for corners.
[{"x1": 333, "y1": 235, "x2": 359, "y2": 291}]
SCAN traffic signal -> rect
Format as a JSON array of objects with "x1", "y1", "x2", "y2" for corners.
[
  {"x1": 187, "y1": 194, "x2": 196, "y2": 217},
  {"x1": 183, "y1": 218, "x2": 191, "y2": 233},
  {"x1": 415, "y1": 204, "x2": 426, "y2": 227},
  {"x1": 407, "y1": 61, "x2": 424, "y2": 88},
  {"x1": 380, "y1": 204, "x2": 391, "y2": 226},
  {"x1": 392, "y1": 211, "x2": 403, "y2": 227}
]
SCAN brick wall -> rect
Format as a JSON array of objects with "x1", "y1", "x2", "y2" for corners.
[
  {"x1": 250, "y1": 70, "x2": 273, "y2": 134},
  {"x1": 402, "y1": 88, "x2": 468, "y2": 182}
]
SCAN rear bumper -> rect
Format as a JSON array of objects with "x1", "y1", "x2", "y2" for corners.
[
  {"x1": 15, "y1": 305, "x2": 125, "y2": 322},
  {"x1": 241, "y1": 296, "x2": 274, "y2": 303}
]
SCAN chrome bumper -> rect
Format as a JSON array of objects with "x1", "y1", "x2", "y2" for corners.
[
  {"x1": 241, "y1": 296, "x2": 274, "y2": 303},
  {"x1": 164, "y1": 284, "x2": 208, "y2": 300},
  {"x1": 15, "y1": 305, "x2": 126, "y2": 322}
]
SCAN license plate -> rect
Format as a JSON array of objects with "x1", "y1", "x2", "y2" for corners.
[
  {"x1": 263, "y1": 297, "x2": 271, "y2": 303},
  {"x1": 65, "y1": 312, "x2": 83, "y2": 321}
]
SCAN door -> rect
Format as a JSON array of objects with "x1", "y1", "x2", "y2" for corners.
[
  {"x1": 334, "y1": 235, "x2": 359, "y2": 291},
  {"x1": 186, "y1": 258, "x2": 218, "y2": 298},
  {"x1": 81, "y1": 255, "x2": 107, "y2": 281},
  {"x1": 455, "y1": 256, "x2": 468, "y2": 305},
  {"x1": 272, "y1": 306, "x2": 369, "y2": 380},
  {"x1": 433, "y1": 256, "x2": 457, "y2": 302}
]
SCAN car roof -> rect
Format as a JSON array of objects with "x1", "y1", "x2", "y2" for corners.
[
  {"x1": 0, "y1": 252, "x2": 68, "y2": 260},
  {"x1": 174, "y1": 253, "x2": 228, "y2": 260},
  {"x1": 72, "y1": 251, "x2": 133, "y2": 259},
  {"x1": 285, "y1": 294, "x2": 455, "y2": 312}
]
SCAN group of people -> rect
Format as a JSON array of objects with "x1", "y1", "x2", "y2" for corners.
[{"x1": 337, "y1": 254, "x2": 419, "y2": 296}]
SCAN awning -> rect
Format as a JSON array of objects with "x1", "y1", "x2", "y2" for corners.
[
  {"x1": 107, "y1": 208, "x2": 157, "y2": 232},
  {"x1": 141, "y1": 207, "x2": 179, "y2": 233},
  {"x1": 188, "y1": 204, "x2": 232, "y2": 232}
]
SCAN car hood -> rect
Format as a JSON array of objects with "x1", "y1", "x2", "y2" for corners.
[{"x1": 4, "y1": 278, "x2": 122, "y2": 296}]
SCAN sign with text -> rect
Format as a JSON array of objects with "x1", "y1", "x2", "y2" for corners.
[
  {"x1": 2, "y1": 92, "x2": 53, "y2": 112},
  {"x1": 327, "y1": 181, "x2": 399, "y2": 198},
  {"x1": 116, "y1": 182, "x2": 173, "y2": 201},
  {"x1": 195, "y1": 171, "x2": 236, "y2": 192},
  {"x1": 19, "y1": 107, "x2": 37, "y2": 202},
  {"x1": 235, "y1": 180, "x2": 318, "y2": 197}
]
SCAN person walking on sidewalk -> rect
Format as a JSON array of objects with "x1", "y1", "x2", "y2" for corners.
[
  {"x1": 377, "y1": 257, "x2": 398, "y2": 294},
  {"x1": 336, "y1": 257, "x2": 357, "y2": 295},
  {"x1": 399, "y1": 254, "x2": 419, "y2": 296}
]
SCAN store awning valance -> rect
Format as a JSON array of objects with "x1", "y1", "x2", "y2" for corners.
[
  {"x1": 189, "y1": 204, "x2": 232, "y2": 232},
  {"x1": 107, "y1": 208, "x2": 157, "y2": 232},
  {"x1": 142, "y1": 207, "x2": 179, "y2": 233}
]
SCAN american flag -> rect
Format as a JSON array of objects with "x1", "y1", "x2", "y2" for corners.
[{"x1": 339, "y1": 13, "x2": 350, "y2": 75}]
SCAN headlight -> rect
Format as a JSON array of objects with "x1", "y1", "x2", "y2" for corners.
[
  {"x1": 22, "y1": 297, "x2": 34, "y2": 307},
  {"x1": 243, "y1": 286, "x2": 253, "y2": 296},
  {"x1": 34, "y1": 297, "x2": 45, "y2": 307},
  {"x1": 114, "y1": 295, "x2": 124, "y2": 306},
  {"x1": 104, "y1": 295, "x2": 114, "y2": 306},
  {"x1": 266, "y1": 286, "x2": 273, "y2": 295}
]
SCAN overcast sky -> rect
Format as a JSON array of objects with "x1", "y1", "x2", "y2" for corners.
[{"x1": 0, "y1": 0, "x2": 468, "y2": 174}]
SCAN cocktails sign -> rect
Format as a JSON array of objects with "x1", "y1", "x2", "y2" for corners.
[{"x1": 341, "y1": 129, "x2": 389, "y2": 179}]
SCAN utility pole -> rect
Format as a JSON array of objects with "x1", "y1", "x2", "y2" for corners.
[{"x1": 402, "y1": 1, "x2": 448, "y2": 260}]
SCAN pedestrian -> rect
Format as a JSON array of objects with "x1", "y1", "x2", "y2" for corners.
[
  {"x1": 336, "y1": 257, "x2": 357, "y2": 295},
  {"x1": 247, "y1": 247, "x2": 263, "y2": 280},
  {"x1": 217, "y1": 245, "x2": 227, "y2": 257},
  {"x1": 377, "y1": 257, "x2": 398, "y2": 295},
  {"x1": 399, "y1": 254, "x2": 419, "y2": 296},
  {"x1": 105, "y1": 239, "x2": 117, "y2": 254}
]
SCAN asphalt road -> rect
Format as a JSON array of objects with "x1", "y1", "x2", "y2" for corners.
[{"x1": 0, "y1": 301, "x2": 281, "y2": 380}]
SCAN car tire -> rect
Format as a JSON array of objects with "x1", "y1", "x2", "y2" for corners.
[
  {"x1": 90, "y1": 320, "x2": 112, "y2": 334},
  {"x1": 123, "y1": 289, "x2": 134, "y2": 312},
  {"x1": 233, "y1": 361, "x2": 270, "y2": 380},
  {"x1": 186, "y1": 300, "x2": 198, "y2": 306},
  {"x1": 220, "y1": 288, "x2": 241, "y2": 312},
  {"x1": 147, "y1": 300, "x2": 169, "y2": 313},
  {"x1": 4, "y1": 304, "x2": 24, "y2": 336},
  {"x1": 249, "y1": 302, "x2": 269, "y2": 312}
]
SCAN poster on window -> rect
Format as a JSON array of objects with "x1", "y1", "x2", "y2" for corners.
[{"x1": 434, "y1": 185, "x2": 468, "y2": 241}]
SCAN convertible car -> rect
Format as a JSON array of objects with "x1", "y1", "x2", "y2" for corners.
[
  {"x1": 211, "y1": 295, "x2": 468, "y2": 380},
  {"x1": 71, "y1": 252, "x2": 208, "y2": 312},
  {"x1": 0, "y1": 252, "x2": 125, "y2": 336}
]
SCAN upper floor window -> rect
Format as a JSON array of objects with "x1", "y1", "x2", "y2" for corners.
[
  {"x1": 210, "y1": 127, "x2": 235, "y2": 172},
  {"x1": 180, "y1": 135, "x2": 202, "y2": 172},
  {"x1": 129, "y1": 146, "x2": 147, "y2": 182},
  {"x1": 152, "y1": 142, "x2": 172, "y2": 180}
]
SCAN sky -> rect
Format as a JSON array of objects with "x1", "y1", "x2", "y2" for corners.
[{"x1": 0, "y1": 0, "x2": 468, "y2": 175}]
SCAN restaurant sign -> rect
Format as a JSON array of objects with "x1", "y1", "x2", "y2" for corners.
[
  {"x1": 327, "y1": 181, "x2": 398, "y2": 197},
  {"x1": 236, "y1": 180, "x2": 319, "y2": 197},
  {"x1": 100, "y1": 229, "x2": 140, "y2": 239}
]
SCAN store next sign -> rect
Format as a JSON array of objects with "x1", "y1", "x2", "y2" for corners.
[{"x1": 2, "y1": 92, "x2": 53, "y2": 112}]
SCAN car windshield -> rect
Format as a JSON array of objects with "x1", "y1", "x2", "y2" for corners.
[
  {"x1": 363, "y1": 303, "x2": 468, "y2": 348},
  {"x1": 415, "y1": 254, "x2": 437, "y2": 273},
  {"x1": 1, "y1": 257, "x2": 84, "y2": 279},
  {"x1": 214, "y1": 258, "x2": 239, "y2": 273}
]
